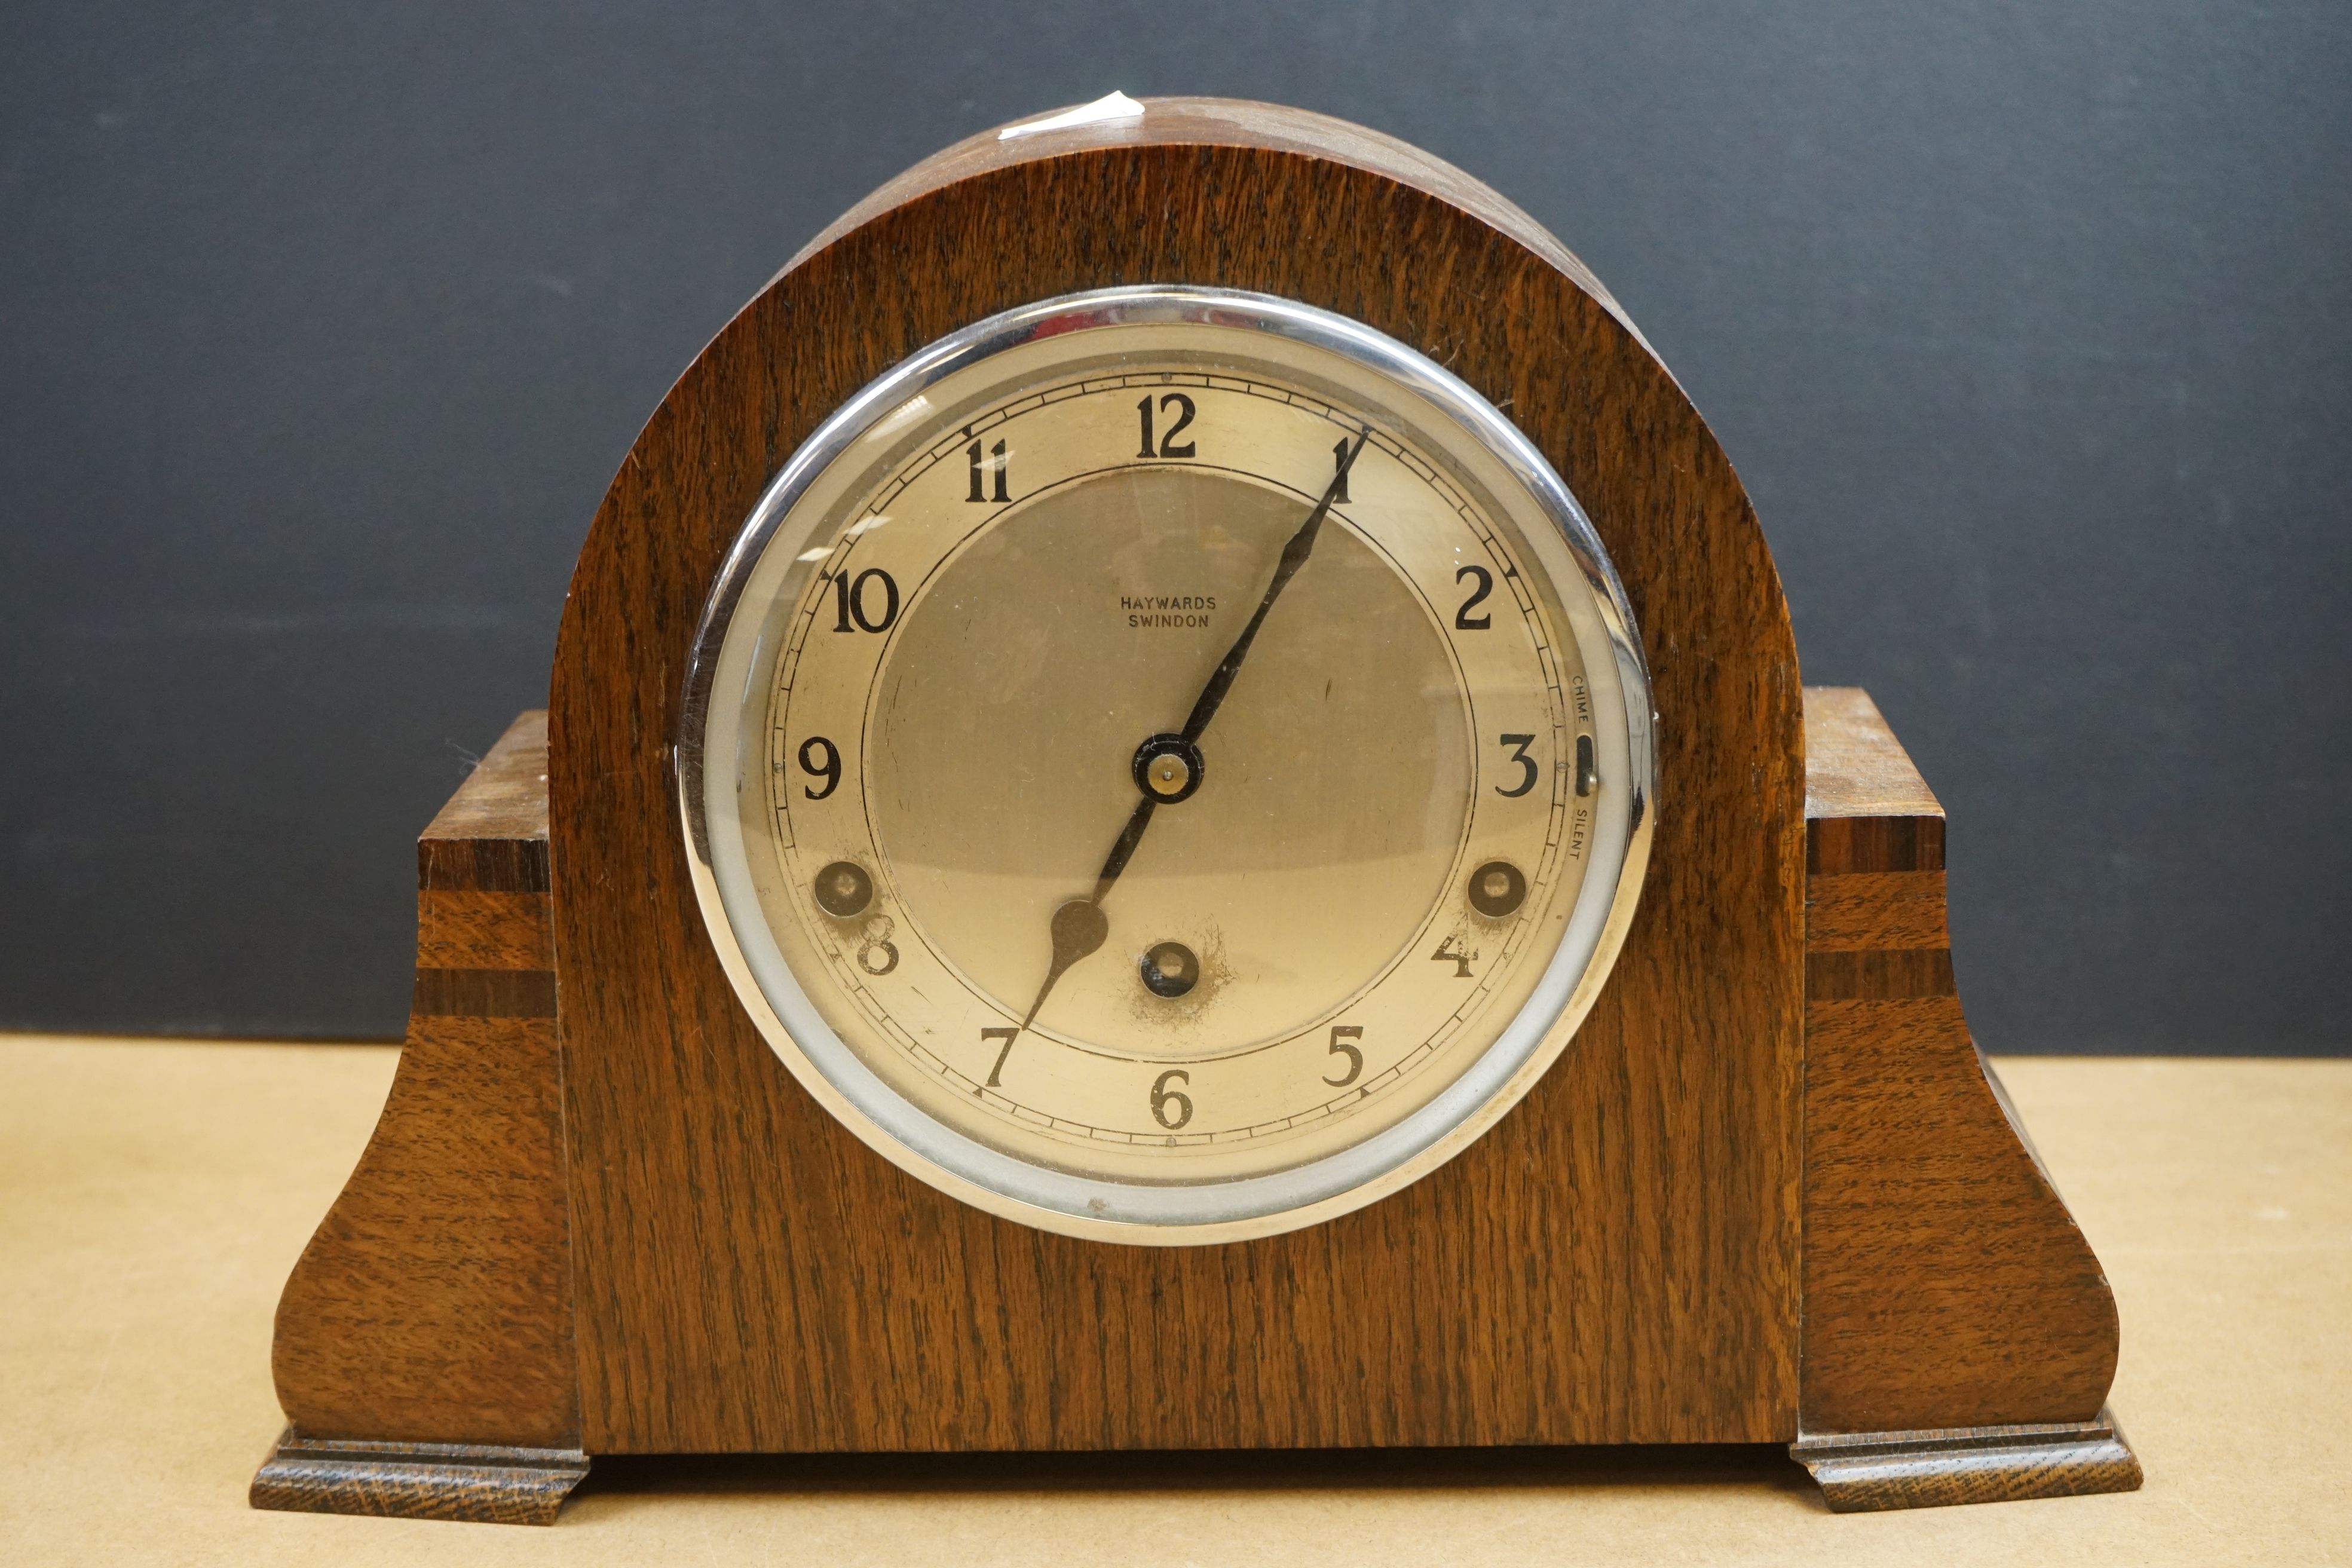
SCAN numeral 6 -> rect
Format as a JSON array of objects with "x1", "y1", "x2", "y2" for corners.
[{"x1": 1150, "y1": 1068, "x2": 1194, "y2": 1130}]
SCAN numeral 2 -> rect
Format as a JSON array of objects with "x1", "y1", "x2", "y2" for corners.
[
  {"x1": 1454, "y1": 565, "x2": 1494, "y2": 629},
  {"x1": 1136, "y1": 393, "x2": 1197, "y2": 458}
]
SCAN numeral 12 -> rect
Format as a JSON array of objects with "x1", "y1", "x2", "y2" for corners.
[{"x1": 1137, "y1": 393, "x2": 1197, "y2": 459}]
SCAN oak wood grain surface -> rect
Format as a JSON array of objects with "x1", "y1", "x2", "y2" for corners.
[
  {"x1": 550, "y1": 97, "x2": 1807, "y2": 1453},
  {"x1": 19, "y1": 1037, "x2": 2337, "y2": 1561},
  {"x1": 267, "y1": 712, "x2": 578, "y2": 1450},
  {"x1": 1797, "y1": 688, "x2": 2120, "y2": 1434},
  {"x1": 1790, "y1": 1408, "x2": 2140, "y2": 1512},
  {"x1": 251, "y1": 685, "x2": 2135, "y2": 1514},
  {"x1": 250, "y1": 1432, "x2": 589, "y2": 1526}
]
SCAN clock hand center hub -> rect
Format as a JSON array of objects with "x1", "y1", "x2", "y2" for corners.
[{"x1": 1131, "y1": 733, "x2": 1206, "y2": 805}]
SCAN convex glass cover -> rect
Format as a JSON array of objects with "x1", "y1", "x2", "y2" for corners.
[{"x1": 681, "y1": 286, "x2": 1653, "y2": 1242}]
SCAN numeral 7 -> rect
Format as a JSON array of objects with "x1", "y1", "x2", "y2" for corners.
[{"x1": 981, "y1": 1026, "x2": 1018, "y2": 1089}]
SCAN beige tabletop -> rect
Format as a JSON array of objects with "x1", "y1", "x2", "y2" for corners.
[{"x1": 2, "y1": 1034, "x2": 2345, "y2": 1565}]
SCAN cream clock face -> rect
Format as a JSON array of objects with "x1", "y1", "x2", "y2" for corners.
[{"x1": 681, "y1": 287, "x2": 1652, "y2": 1244}]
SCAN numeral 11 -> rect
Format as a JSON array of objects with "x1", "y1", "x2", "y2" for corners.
[{"x1": 966, "y1": 439, "x2": 1009, "y2": 504}]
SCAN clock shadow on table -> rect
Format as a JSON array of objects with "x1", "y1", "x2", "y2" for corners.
[{"x1": 574, "y1": 1444, "x2": 1817, "y2": 1512}]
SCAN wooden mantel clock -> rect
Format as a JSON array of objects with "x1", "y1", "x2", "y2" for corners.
[{"x1": 253, "y1": 94, "x2": 2141, "y2": 1524}]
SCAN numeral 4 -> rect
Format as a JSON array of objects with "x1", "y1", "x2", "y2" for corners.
[{"x1": 1431, "y1": 935, "x2": 1476, "y2": 978}]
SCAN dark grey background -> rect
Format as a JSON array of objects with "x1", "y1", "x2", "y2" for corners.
[{"x1": 4, "y1": 2, "x2": 2345, "y2": 1051}]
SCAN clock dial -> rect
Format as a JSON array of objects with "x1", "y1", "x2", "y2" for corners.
[{"x1": 683, "y1": 287, "x2": 1652, "y2": 1242}]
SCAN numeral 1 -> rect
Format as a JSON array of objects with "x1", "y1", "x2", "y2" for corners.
[{"x1": 1331, "y1": 438, "x2": 1353, "y2": 504}]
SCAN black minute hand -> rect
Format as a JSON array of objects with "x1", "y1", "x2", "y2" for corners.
[
  {"x1": 1176, "y1": 426, "x2": 1372, "y2": 748},
  {"x1": 1011, "y1": 428, "x2": 1372, "y2": 1039}
]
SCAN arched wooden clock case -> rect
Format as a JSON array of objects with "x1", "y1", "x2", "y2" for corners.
[{"x1": 253, "y1": 97, "x2": 2140, "y2": 1524}]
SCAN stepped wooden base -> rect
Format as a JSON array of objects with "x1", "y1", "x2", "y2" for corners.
[
  {"x1": 260, "y1": 693, "x2": 2137, "y2": 1523},
  {"x1": 1791, "y1": 1407, "x2": 2142, "y2": 1511},
  {"x1": 249, "y1": 1430, "x2": 590, "y2": 1526}
]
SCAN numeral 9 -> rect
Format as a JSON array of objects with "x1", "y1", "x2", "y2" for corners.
[{"x1": 798, "y1": 736, "x2": 841, "y2": 800}]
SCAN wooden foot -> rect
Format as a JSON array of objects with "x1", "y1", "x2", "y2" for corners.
[
  {"x1": 250, "y1": 1429, "x2": 590, "y2": 1526},
  {"x1": 1791, "y1": 1406, "x2": 2142, "y2": 1511}
]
